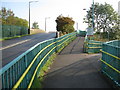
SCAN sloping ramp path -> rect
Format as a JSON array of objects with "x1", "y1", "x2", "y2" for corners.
[{"x1": 43, "y1": 37, "x2": 113, "y2": 88}]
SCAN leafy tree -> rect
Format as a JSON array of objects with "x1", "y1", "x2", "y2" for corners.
[
  {"x1": 115, "y1": 15, "x2": 120, "y2": 40},
  {"x1": 1, "y1": 7, "x2": 14, "y2": 19},
  {"x1": 55, "y1": 15, "x2": 75, "y2": 34},
  {"x1": 84, "y1": 3, "x2": 118, "y2": 40},
  {"x1": 32, "y1": 22, "x2": 39, "y2": 29},
  {"x1": 0, "y1": 7, "x2": 28, "y2": 27},
  {"x1": 0, "y1": 7, "x2": 14, "y2": 25}
]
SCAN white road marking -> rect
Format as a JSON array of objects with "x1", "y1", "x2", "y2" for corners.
[{"x1": 0, "y1": 39, "x2": 31, "y2": 50}]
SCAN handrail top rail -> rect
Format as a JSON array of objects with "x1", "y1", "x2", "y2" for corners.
[
  {"x1": 103, "y1": 43, "x2": 120, "y2": 49},
  {"x1": 0, "y1": 32, "x2": 76, "y2": 75},
  {"x1": 105, "y1": 40, "x2": 120, "y2": 44},
  {"x1": 0, "y1": 38, "x2": 55, "y2": 75},
  {"x1": 12, "y1": 33, "x2": 76, "y2": 88},
  {"x1": 100, "y1": 50, "x2": 120, "y2": 60},
  {"x1": 104, "y1": 40, "x2": 120, "y2": 46}
]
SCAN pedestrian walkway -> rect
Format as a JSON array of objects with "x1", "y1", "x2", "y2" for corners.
[{"x1": 43, "y1": 37, "x2": 113, "y2": 88}]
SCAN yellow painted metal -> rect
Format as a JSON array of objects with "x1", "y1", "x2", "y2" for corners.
[
  {"x1": 87, "y1": 47, "x2": 101, "y2": 49},
  {"x1": 13, "y1": 33, "x2": 75, "y2": 89},
  {"x1": 58, "y1": 36, "x2": 74, "y2": 47},
  {"x1": 57, "y1": 35, "x2": 69, "y2": 42},
  {"x1": 88, "y1": 43, "x2": 101, "y2": 45},
  {"x1": 100, "y1": 50, "x2": 120, "y2": 60},
  {"x1": 27, "y1": 35, "x2": 75, "y2": 88},
  {"x1": 12, "y1": 42, "x2": 56, "y2": 88},
  {"x1": 27, "y1": 46, "x2": 57, "y2": 89},
  {"x1": 100, "y1": 58, "x2": 120, "y2": 74}
]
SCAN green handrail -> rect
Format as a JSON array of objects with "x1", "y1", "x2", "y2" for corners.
[{"x1": 0, "y1": 32, "x2": 76, "y2": 89}]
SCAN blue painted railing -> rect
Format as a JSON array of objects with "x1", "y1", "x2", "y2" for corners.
[{"x1": 0, "y1": 32, "x2": 76, "y2": 89}]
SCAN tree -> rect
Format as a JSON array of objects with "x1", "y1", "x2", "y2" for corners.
[
  {"x1": 55, "y1": 15, "x2": 75, "y2": 34},
  {"x1": 1, "y1": 7, "x2": 14, "y2": 19},
  {"x1": 0, "y1": 7, "x2": 28, "y2": 27},
  {"x1": 115, "y1": 15, "x2": 120, "y2": 40},
  {"x1": 32, "y1": 22, "x2": 39, "y2": 29},
  {"x1": 83, "y1": 3, "x2": 118, "y2": 40},
  {"x1": 0, "y1": 7, "x2": 14, "y2": 25}
]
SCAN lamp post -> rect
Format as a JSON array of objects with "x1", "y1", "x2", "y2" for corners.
[
  {"x1": 45, "y1": 17, "x2": 50, "y2": 32},
  {"x1": 28, "y1": 1, "x2": 38, "y2": 34},
  {"x1": 92, "y1": 0, "x2": 94, "y2": 31},
  {"x1": 83, "y1": 0, "x2": 94, "y2": 37},
  {"x1": 76, "y1": 22, "x2": 78, "y2": 30},
  {"x1": 83, "y1": 0, "x2": 94, "y2": 29}
]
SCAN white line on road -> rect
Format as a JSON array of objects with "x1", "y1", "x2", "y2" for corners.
[{"x1": 0, "y1": 39, "x2": 31, "y2": 50}]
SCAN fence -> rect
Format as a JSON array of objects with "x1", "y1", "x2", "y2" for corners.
[
  {"x1": 76, "y1": 30, "x2": 86, "y2": 37},
  {"x1": 0, "y1": 32, "x2": 76, "y2": 89},
  {"x1": 100, "y1": 40, "x2": 120, "y2": 87},
  {"x1": 84, "y1": 36, "x2": 103, "y2": 53},
  {"x1": 1, "y1": 25, "x2": 28, "y2": 39}
]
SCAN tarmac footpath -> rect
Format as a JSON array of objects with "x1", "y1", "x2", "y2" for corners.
[{"x1": 43, "y1": 37, "x2": 113, "y2": 88}]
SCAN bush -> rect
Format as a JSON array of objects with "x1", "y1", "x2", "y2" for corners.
[{"x1": 55, "y1": 15, "x2": 75, "y2": 34}]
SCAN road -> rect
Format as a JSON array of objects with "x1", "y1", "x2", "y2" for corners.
[{"x1": 1, "y1": 32, "x2": 56, "y2": 67}]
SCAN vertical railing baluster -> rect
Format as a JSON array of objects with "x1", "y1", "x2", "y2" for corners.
[
  {"x1": 10, "y1": 67, "x2": 12, "y2": 88},
  {"x1": 0, "y1": 32, "x2": 77, "y2": 89},
  {"x1": 0, "y1": 74, "x2": 2, "y2": 89},
  {"x1": 2, "y1": 74, "x2": 5, "y2": 88},
  {"x1": 6, "y1": 71, "x2": 9, "y2": 88},
  {"x1": 25, "y1": 55, "x2": 28, "y2": 87}
]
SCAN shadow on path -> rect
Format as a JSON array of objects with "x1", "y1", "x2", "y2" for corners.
[{"x1": 43, "y1": 37, "x2": 113, "y2": 88}]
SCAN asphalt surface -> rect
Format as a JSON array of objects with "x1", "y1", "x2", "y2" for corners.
[
  {"x1": 1, "y1": 32, "x2": 56, "y2": 67},
  {"x1": 43, "y1": 37, "x2": 113, "y2": 88}
]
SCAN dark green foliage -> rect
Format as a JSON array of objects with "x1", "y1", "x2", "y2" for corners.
[
  {"x1": 0, "y1": 7, "x2": 28, "y2": 39},
  {"x1": 84, "y1": 2, "x2": 120, "y2": 40},
  {"x1": 32, "y1": 22, "x2": 39, "y2": 29},
  {"x1": 55, "y1": 15, "x2": 75, "y2": 34},
  {"x1": 0, "y1": 7, "x2": 28, "y2": 27}
]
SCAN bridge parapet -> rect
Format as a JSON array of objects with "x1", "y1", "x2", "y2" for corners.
[
  {"x1": 83, "y1": 36, "x2": 103, "y2": 53},
  {"x1": 0, "y1": 32, "x2": 76, "y2": 89},
  {"x1": 100, "y1": 40, "x2": 120, "y2": 87}
]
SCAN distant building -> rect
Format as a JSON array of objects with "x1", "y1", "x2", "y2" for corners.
[{"x1": 118, "y1": 1, "x2": 120, "y2": 15}]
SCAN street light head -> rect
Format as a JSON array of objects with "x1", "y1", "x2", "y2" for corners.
[
  {"x1": 83, "y1": 8, "x2": 86, "y2": 10},
  {"x1": 29, "y1": 1, "x2": 38, "y2": 3},
  {"x1": 34, "y1": 1, "x2": 39, "y2": 2},
  {"x1": 45, "y1": 17, "x2": 50, "y2": 19}
]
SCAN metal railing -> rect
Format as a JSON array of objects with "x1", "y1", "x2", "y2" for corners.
[
  {"x1": 100, "y1": 40, "x2": 120, "y2": 87},
  {"x1": 0, "y1": 32, "x2": 76, "y2": 89},
  {"x1": 83, "y1": 36, "x2": 103, "y2": 53},
  {"x1": 76, "y1": 30, "x2": 86, "y2": 37}
]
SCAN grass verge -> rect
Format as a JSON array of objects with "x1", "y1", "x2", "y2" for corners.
[
  {"x1": 31, "y1": 37, "x2": 76, "y2": 88},
  {"x1": 31, "y1": 53, "x2": 57, "y2": 88},
  {"x1": 0, "y1": 29, "x2": 45, "y2": 41},
  {"x1": 0, "y1": 34, "x2": 29, "y2": 41}
]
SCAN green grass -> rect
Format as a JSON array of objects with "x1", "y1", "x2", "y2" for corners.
[
  {"x1": 0, "y1": 34, "x2": 29, "y2": 41},
  {"x1": 29, "y1": 36, "x2": 76, "y2": 88},
  {"x1": 31, "y1": 53, "x2": 57, "y2": 88},
  {"x1": 0, "y1": 29, "x2": 45, "y2": 41},
  {"x1": 93, "y1": 35, "x2": 109, "y2": 42}
]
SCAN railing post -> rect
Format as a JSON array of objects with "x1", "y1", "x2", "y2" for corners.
[
  {"x1": 25, "y1": 55, "x2": 29, "y2": 86},
  {"x1": 55, "y1": 38, "x2": 58, "y2": 53}
]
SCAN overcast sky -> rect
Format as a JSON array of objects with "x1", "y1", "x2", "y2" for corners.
[{"x1": 1, "y1": 0, "x2": 120, "y2": 32}]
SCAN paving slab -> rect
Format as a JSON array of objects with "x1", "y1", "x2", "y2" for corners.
[{"x1": 43, "y1": 37, "x2": 113, "y2": 88}]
